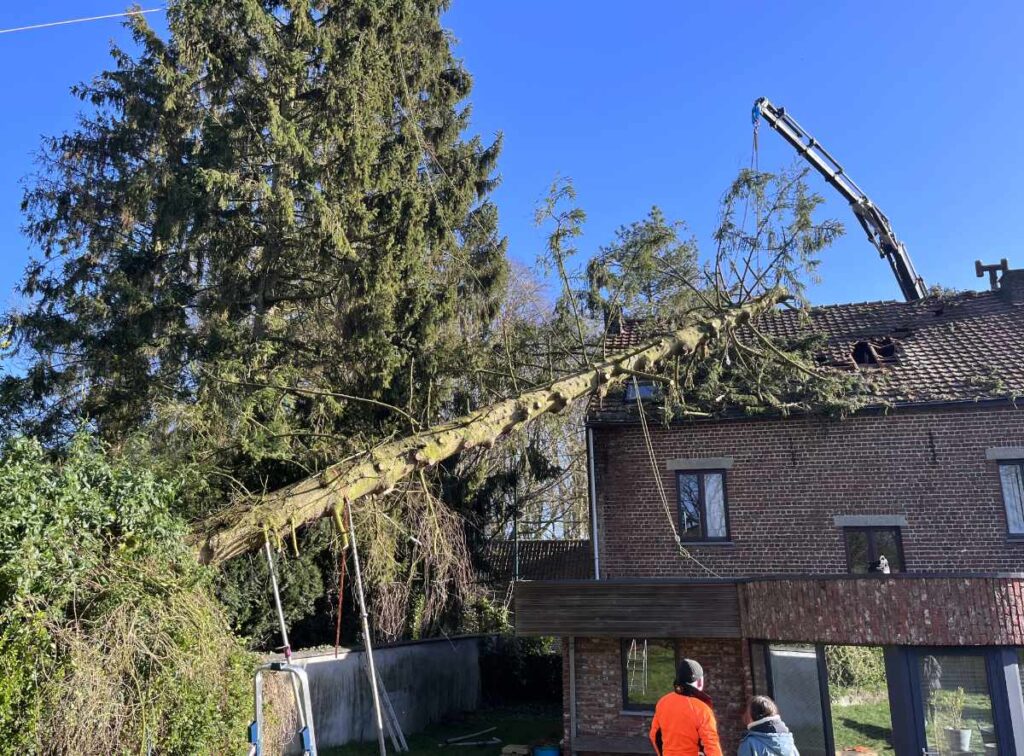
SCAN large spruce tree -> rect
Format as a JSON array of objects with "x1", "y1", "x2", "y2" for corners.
[
  {"x1": 6, "y1": 0, "x2": 506, "y2": 473},
  {"x1": 3, "y1": 0, "x2": 508, "y2": 642}
]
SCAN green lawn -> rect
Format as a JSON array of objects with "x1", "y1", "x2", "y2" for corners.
[
  {"x1": 830, "y1": 697, "x2": 895, "y2": 754},
  {"x1": 320, "y1": 705, "x2": 561, "y2": 756}
]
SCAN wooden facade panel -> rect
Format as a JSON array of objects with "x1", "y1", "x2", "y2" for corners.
[{"x1": 514, "y1": 580, "x2": 741, "y2": 637}]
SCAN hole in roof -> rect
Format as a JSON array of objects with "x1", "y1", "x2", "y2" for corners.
[{"x1": 851, "y1": 337, "x2": 898, "y2": 367}]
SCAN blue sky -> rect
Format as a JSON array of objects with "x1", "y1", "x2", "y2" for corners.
[{"x1": 2, "y1": 1, "x2": 1023, "y2": 311}]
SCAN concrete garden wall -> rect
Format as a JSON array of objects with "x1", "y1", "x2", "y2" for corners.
[{"x1": 281, "y1": 636, "x2": 482, "y2": 750}]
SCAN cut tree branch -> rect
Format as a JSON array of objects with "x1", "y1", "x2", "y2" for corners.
[{"x1": 190, "y1": 290, "x2": 787, "y2": 565}]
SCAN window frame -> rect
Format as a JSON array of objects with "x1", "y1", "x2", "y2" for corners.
[
  {"x1": 675, "y1": 469, "x2": 731, "y2": 542},
  {"x1": 843, "y1": 526, "x2": 905, "y2": 574},
  {"x1": 619, "y1": 638, "x2": 678, "y2": 712},
  {"x1": 997, "y1": 459, "x2": 1024, "y2": 537}
]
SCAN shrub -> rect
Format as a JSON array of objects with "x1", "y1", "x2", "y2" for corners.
[
  {"x1": 826, "y1": 645, "x2": 887, "y2": 693},
  {"x1": 0, "y1": 436, "x2": 255, "y2": 755}
]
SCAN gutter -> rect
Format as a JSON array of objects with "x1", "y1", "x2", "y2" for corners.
[
  {"x1": 586, "y1": 395, "x2": 1024, "y2": 429},
  {"x1": 568, "y1": 636, "x2": 577, "y2": 751},
  {"x1": 586, "y1": 427, "x2": 600, "y2": 580}
]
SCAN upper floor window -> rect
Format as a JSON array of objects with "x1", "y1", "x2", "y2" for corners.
[
  {"x1": 676, "y1": 470, "x2": 728, "y2": 541},
  {"x1": 845, "y1": 527, "x2": 904, "y2": 573},
  {"x1": 998, "y1": 461, "x2": 1024, "y2": 535},
  {"x1": 621, "y1": 638, "x2": 676, "y2": 711}
]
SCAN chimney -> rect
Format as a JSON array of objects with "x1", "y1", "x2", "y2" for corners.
[
  {"x1": 999, "y1": 267, "x2": 1024, "y2": 304},
  {"x1": 976, "y1": 258, "x2": 1024, "y2": 302}
]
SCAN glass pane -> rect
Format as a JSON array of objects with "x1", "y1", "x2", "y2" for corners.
[
  {"x1": 768, "y1": 645, "x2": 828, "y2": 756},
  {"x1": 846, "y1": 531, "x2": 870, "y2": 573},
  {"x1": 826, "y1": 645, "x2": 895, "y2": 754},
  {"x1": 920, "y1": 653, "x2": 997, "y2": 755},
  {"x1": 704, "y1": 473, "x2": 727, "y2": 538},
  {"x1": 624, "y1": 381, "x2": 659, "y2": 402},
  {"x1": 623, "y1": 639, "x2": 675, "y2": 708},
  {"x1": 872, "y1": 530, "x2": 903, "y2": 573},
  {"x1": 677, "y1": 474, "x2": 701, "y2": 538},
  {"x1": 1000, "y1": 463, "x2": 1024, "y2": 534}
]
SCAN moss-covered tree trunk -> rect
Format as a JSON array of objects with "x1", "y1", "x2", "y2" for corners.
[{"x1": 192, "y1": 292, "x2": 784, "y2": 565}]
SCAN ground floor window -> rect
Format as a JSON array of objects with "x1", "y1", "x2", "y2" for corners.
[
  {"x1": 751, "y1": 642, "x2": 1023, "y2": 755},
  {"x1": 751, "y1": 643, "x2": 830, "y2": 756},
  {"x1": 620, "y1": 638, "x2": 675, "y2": 711},
  {"x1": 920, "y1": 652, "x2": 998, "y2": 755},
  {"x1": 826, "y1": 645, "x2": 895, "y2": 754}
]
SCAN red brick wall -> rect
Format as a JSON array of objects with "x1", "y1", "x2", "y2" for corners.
[
  {"x1": 742, "y1": 576, "x2": 1024, "y2": 646},
  {"x1": 592, "y1": 405, "x2": 1024, "y2": 578},
  {"x1": 564, "y1": 636, "x2": 750, "y2": 755}
]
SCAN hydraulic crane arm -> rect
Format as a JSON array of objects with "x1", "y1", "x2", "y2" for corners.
[{"x1": 752, "y1": 97, "x2": 928, "y2": 302}]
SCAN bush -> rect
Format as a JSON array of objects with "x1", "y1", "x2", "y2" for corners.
[
  {"x1": 826, "y1": 645, "x2": 887, "y2": 693},
  {"x1": 0, "y1": 436, "x2": 255, "y2": 755}
]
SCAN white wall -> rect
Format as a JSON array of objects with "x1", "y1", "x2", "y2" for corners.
[{"x1": 279, "y1": 637, "x2": 482, "y2": 750}]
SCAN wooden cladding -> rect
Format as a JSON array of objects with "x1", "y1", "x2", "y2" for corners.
[{"x1": 514, "y1": 579, "x2": 741, "y2": 638}]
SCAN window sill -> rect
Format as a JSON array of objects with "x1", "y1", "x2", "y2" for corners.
[
  {"x1": 1006, "y1": 535, "x2": 1024, "y2": 544},
  {"x1": 679, "y1": 540, "x2": 735, "y2": 547},
  {"x1": 619, "y1": 709, "x2": 654, "y2": 717}
]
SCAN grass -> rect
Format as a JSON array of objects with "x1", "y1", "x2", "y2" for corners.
[
  {"x1": 830, "y1": 695, "x2": 895, "y2": 754},
  {"x1": 320, "y1": 704, "x2": 562, "y2": 756},
  {"x1": 829, "y1": 690, "x2": 997, "y2": 754}
]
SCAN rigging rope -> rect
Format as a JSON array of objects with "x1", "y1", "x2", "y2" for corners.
[{"x1": 632, "y1": 377, "x2": 721, "y2": 578}]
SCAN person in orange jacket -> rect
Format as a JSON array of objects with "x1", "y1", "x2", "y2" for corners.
[{"x1": 649, "y1": 659, "x2": 723, "y2": 756}]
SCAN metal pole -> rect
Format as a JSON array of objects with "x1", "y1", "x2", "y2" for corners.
[
  {"x1": 263, "y1": 540, "x2": 307, "y2": 729},
  {"x1": 345, "y1": 503, "x2": 388, "y2": 756},
  {"x1": 264, "y1": 541, "x2": 291, "y2": 655},
  {"x1": 513, "y1": 489, "x2": 520, "y2": 582}
]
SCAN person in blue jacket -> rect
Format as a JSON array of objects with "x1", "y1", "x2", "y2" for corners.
[{"x1": 737, "y1": 696, "x2": 799, "y2": 756}]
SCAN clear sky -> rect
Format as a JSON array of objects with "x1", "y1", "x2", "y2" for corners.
[{"x1": 2, "y1": 1, "x2": 1023, "y2": 311}]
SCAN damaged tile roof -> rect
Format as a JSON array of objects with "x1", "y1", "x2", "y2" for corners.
[
  {"x1": 478, "y1": 539, "x2": 593, "y2": 583},
  {"x1": 591, "y1": 287, "x2": 1024, "y2": 423}
]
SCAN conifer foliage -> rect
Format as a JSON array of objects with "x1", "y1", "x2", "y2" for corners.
[{"x1": 6, "y1": 0, "x2": 507, "y2": 481}]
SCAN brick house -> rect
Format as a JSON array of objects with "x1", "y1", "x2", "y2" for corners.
[{"x1": 515, "y1": 269, "x2": 1024, "y2": 755}]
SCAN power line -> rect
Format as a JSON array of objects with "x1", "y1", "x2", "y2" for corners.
[{"x1": 0, "y1": 7, "x2": 164, "y2": 35}]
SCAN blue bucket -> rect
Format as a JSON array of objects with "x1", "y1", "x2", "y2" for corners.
[{"x1": 532, "y1": 747, "x2": 560, "y2": 756}]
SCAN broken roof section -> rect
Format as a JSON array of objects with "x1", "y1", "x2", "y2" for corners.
[{"x1": 591, "y1": 287, "x2": 1024, "y2": 423}]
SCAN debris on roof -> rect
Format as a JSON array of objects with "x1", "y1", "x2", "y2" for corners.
[{"x1": 591, "y1": 288, "x2": 1024, "y2": 423}]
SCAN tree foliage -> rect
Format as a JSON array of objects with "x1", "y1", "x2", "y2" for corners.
[
  {"x1": 3, "y1": 0, "x2": 508, "y2": 641},
  {"x1": 5, "y1": 0, "x2": 506, "y2": 476},
  {"x1": 0, "y1": 436, "x2": 253, "y2": 754}
]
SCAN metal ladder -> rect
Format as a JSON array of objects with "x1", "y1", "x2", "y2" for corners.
[
  {"x1": 626, "y1": 639, "x2": 648, "y2": 695},
  {"x1": 247, "y1": 661, "x2": 319, "y2": 756}
]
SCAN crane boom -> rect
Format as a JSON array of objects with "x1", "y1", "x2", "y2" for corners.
[{"x1": 752, "y1": 97, "x2": 928, "y2": 302}]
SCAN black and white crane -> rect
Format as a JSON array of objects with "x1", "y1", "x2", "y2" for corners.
[{"x1": 752, "y1": 97, "x2": 928, "y2": 302}]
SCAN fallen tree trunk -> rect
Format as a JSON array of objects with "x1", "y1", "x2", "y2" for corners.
[{"x1": 191, "y1": 291, "x2": 786, "y2": 565}]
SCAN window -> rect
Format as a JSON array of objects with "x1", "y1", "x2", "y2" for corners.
[
  {"x1": 624, "y1": 380, "x2": 660, "y2": 403},
  {"x1": 676, "y1": 471, "x2": 728, "y2": 541},
  {"x1": 621, "y1": 639, "x2": 676, "y2": 710},
  {"x1": 998, "y1": 461, "x2": 1024, "y2": 535},
  {"x1": 845, "y1": 527, "x2": 904, "y2": 573},
  {"x1": 919, "y1": 652, "x2": 998, "y2": 755}
]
